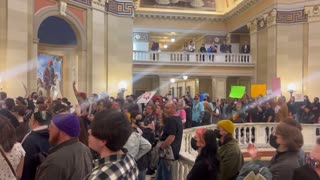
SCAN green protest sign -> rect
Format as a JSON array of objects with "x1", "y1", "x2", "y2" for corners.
[{"x1": 229, "y1": 86, "x2": 246, "y2": 98}]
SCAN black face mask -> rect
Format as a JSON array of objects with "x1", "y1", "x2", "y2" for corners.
[
  {"x1": 135, "y1": 119, "x2": 143, "y2": 126},
  {"x1": 269, "y1": 134, "x2": 280, "y2": 149},
  {"x1": 214, "y1": 129, "x2": 222, "y2": 139},
  {"x1": 191, "y1": 138, "x2": 199, "y2": 151}
]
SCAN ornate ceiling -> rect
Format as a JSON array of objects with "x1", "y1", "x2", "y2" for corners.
[
  {"x1": 139, "y1": 0, "x2": 216, "y2": 11},
  {"x1": 134, "y1": 0, "x2": 261, "y2": 22}
]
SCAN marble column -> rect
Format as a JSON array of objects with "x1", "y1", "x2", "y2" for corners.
[
  {"x1": 90, "y1": 0, "x2": 107, "y2": 94},
  {"x1": 247, "y1": 19, "x2": 258, "y2": 84},
  {"x1": 6, "y1": 0, "x2": 29, "y2": 96},
  {"x1": 106, "y1": 7, "x2": 133, "y2": 97},
  {"x1": 266, "y1": 10, "x2": 277, "y2": 89},
  {"x1": 305, "y1": 5, "x2": 320, "y2": 98},
  {"x1": 0, "y1": 0, "x2": 7, "y2": 90},
  {"x1": 158, "y1": 76, "x2": 171, "y2": 96},
  {"x1": 211, "y1": 76, "x2": 227, "y2": 100}
]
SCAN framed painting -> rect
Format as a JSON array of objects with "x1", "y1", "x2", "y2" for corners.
[{"x1": 37, "y1": 53, "x2": 63, "y2": 99}]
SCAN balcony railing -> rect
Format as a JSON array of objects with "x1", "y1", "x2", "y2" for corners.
[
  {"x1": 133, "y1": 51, "x2": 252, "y2": 64},
  {"x1": 174, "y1": 123, "x2": 320, "y2": 180}
]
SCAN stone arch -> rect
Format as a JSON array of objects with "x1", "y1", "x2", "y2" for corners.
[{"x1": 34, "y1": 6, "x2": 86, "y2": 50}]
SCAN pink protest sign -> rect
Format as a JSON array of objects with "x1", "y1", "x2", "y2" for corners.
[{"x1": 271, "y1": 77, "x2": 281, "y2": 95}]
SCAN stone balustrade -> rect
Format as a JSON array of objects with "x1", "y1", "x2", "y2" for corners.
[
  {"x1": 174, "y1": 123, "x2": 320, "y2": 180},
  {"x1": 133, "y1": 51, "x2": 252, "y2": 64}
]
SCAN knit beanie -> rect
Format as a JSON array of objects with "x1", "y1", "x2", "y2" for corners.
[
  {"x1": 217, "y1": 120, "x2": 235, "y2": 135},
  {"x1": 52, "y1": 113, "x2": 80, "y2": 137}
]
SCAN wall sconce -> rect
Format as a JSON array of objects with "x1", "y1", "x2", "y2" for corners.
[
  {"x1": 183, "y1": 75, "x2": 188, "y2": 80},
  {"x1": 170, "y1": 78, "x2": 175, "y2": 83},
  {"x1": 118, "y1": 80, "x2": 128, "y2": 92}
]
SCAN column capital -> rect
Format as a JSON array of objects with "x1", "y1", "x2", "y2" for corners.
[
  {"x1": 92, "y1": 0, "x2": 106, "y2": 11},
  {"x1": 247, "y1": 18, "x2": 258, "y2": 34},
  {"x1": 305, "y1": 4, "x2": 320, "y2": 22},
  {"x1": 266, "y1": 8, "x2": 277, "y2": 27}
]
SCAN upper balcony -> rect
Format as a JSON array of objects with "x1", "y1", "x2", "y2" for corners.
[
  {"x1": 133, "y1": 51, "x2": 252, "y2": 64},
  {"x1": 133, "y1": 51, "x2": 255, "y2": 76}
]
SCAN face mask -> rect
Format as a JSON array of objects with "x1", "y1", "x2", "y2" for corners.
[
  {"x1": 306, "y1": 154, "x2": 320, "y2": 169},
  {"x1": 191, "y1": 138, "x2": 199, "y2": 151},
  {"x1": 269, "y1": 134, "x2": 280, "y2": 149},
  {"x1": 214, "y1": 129, "x2": 222, "y2": 139},
  {"x1": 135, "y1": 119, "x2": 143, "y2": 126}
]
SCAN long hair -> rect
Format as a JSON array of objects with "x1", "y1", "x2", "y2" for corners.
[
  {"x1": 276, "y1": 121, "x2": 303, "y2": 152},
  {"x1": 0, "y1": 115, "x2": 17, "y2": 152},
  {"x1": 198, "y1": 129, "x2": 220, "y2": 177}
]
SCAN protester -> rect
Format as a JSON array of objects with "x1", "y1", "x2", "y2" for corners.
[
  {"x1": 87, "y1": 110, "x2": 138, "y2": 179},
  {"x1": 187, "y1": 128, "x2": 219, "y2": 180},
  {"x1": 35, "y1": 113, "x2": 92, "y2": 180},
  {"x1": 215, "y1": 120, "x2": 243, "y2": 180},
  {"x1": 0, "y1": 115, "x2": 25, "y2": 180},
  {"x1": 156, "y1": 101, "x2": 183, "y2": 180},
  {"x1": 293, "y1": 138, "x2": 320, "y2": 180},
  {"x1": 21, "y1": 111, "x2": 51, "y2": 180}
]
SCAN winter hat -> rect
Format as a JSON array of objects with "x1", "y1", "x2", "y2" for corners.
[
  {"x1": 52, "y1": 113, "x2": 80, "y2": 137},
  {"x1": 217, "y1": 120, "x2": 235, "y2": 135}
]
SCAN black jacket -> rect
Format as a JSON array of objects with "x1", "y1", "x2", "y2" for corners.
[
  {"x1": 21, "y1": 128, "x2": 50, "y2": 180},
  {"x1": 292, "y1": 165, "x2": 320, "y2": 180},
  {"x1": 187, "y1": 155, "x2": 219, "y2": 180}
]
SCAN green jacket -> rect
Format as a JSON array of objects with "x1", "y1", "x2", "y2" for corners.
[{"x1": 218, "y1": 138, "x2": 244, "y2": 180}]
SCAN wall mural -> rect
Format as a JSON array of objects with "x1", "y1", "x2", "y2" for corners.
[
  {"x1": 37, "y1": 53, "x2": 63, "y2": 99},
  {"x1": 140, "y1": 0, "x2": 215, "y2": 10}
]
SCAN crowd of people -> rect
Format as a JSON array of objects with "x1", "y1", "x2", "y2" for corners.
[{"x1": 0, "y1": 82, "x2": 320, "y2": 180}]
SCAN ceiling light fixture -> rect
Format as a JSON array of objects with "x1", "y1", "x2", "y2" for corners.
[{"x1": 183, "y1": 76, "x2": 188, "y2": 80}]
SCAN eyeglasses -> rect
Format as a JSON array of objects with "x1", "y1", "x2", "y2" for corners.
[{"x1": 305, "y1": 153, "x2": 320, "y2": 169}]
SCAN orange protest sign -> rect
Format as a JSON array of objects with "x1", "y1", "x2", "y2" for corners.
[{"x1": 251, "y1": 84, "x2": 266, "y2": 98}]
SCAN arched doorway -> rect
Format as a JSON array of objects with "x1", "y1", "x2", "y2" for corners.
[
  {"x1": 37, "y1": 16, "x2": 77, "y2": 98},
  {"x1": 33, "y1": 6, "x2": 87, "y2": 100}
]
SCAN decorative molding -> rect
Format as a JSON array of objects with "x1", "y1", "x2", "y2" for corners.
[
  {"x1": 277, "y1": 9, "x2": 307, "y2": 24},
  {"x1": 71, "y1": 0, "x2": 91, "y2": 6},
  {"x1": 224, "y1": 0, "x2": 262, "y2": 21},
  {"x1": 266, "y1": 8, "x2": 277, "y2": 27},
  {"x1": 106, "y1": 0, "x2": 134, "y2": 17},
  {"x1": 133, "y1": 32, "x2": 149, "y2": 42},
  {"x1": 135, "y1": 13, "x2": 224, "y2": 22},
  {"x1": 92, "y1": 0, "x2": 105, "y2": 11},
  {"x1": 247, "y1": 8, "x2": 309, "y2": 34},
  {"x1": 305, "y1": 4, "x2": 320, "y2": 22},
  {"x1": 247, "y1": 18, "x2": 257, "y2": 34}
]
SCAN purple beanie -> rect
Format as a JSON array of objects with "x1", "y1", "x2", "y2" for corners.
[{"x1": 52, "y1": 113, "x2": 80, "y2": 137}]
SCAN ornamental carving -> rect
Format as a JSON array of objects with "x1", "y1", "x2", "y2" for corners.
[
  {"x1": 305, "y1": 4, "x2": 320, "y2": 22},
  {"x1": 247, "y1": 18, "x2": 258, "y2": 33},
  {"x1": 92, "y1": 0, "x2": 106, "y2": 10},
  {"x1": 266, "y1": 8, "x2": 277, "y2": 27}
]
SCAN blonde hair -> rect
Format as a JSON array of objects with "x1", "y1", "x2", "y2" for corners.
[{"x1": 202, "y1": 102, "x2": 212, "y2": 113}]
